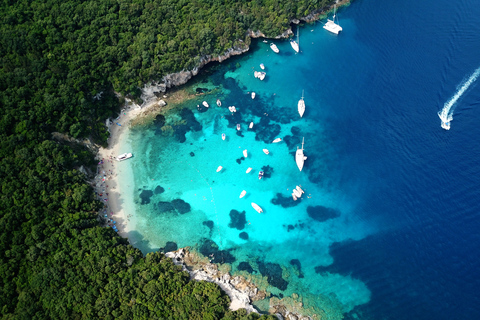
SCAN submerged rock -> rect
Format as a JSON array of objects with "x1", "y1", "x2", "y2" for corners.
[
  {"x1": 239, "y1": 232, "x2": 249, "y2": 240},
  {"x1": 237, "y1": 262, "x2": 254, "y2": 273},
  {"x1": 257, "y1": 261, "x2": 288, "y2": 291},
  {"x1": 171, "y1": 199, "x2": 191, "y2": 214},
  {"x1": 199, "y1": 238, "x2": 236, "y2": 264},
  {"x1": 203, "y1": 220, "x2": 214, "y2": 230},
  {"x1": 290, "y1": 259, "x2": 304, "y2": 278},
  {"x1": 160, "y1": 241, "x2": 178, "y2": 253},
  {"x1": 154, "y1": 185, "x2": 165, "y2": 194},
  {"x1": 139, "y1": 189, "x2": 154, "y2": 205},
  {"x1": 261, "y1": 165, "x2": 273, "y2": 179},
  {"x1": 157, "y1": 201, "x2": 175, "y2": 213},
  {"x1": 228, "y1": 209, "x2": 247, "y2": 230},
  {"x1": 271, "y1": 193, "x2": 300, "y2": 208},
  {"x1": 307, "y1": 205, "x2": 340, "y2": 222}
]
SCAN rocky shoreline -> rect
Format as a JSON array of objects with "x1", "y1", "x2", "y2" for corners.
[{"x1": 166, "y1": 248, "x2": 313, "y2": 320}]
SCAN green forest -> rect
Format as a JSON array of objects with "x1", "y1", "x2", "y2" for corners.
[{"x1": 0, "y1": 0, "x2": 331, "y2": 318}]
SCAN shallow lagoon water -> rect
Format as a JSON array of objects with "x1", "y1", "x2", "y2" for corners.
[{"x1": 118, "y1": 0, "x2": 480, "y2": 318}]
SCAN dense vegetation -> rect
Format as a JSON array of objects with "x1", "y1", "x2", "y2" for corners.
[{"x1": 0, "y1": 0, "x2": 331, "y2": 318}]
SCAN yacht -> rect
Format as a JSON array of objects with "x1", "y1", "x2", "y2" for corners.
[
  {"x1": 290, "y1": 39, "x2": 299, "y2": 53},
  {"x1": 323, "y1": 5, "x2": 342, "y2": 34},
  {"x1": 254, "y1": 71, "x2": 266, "y2": 80},
  {"x1": 251, "y1": 202, "x2": 263, "y2": 213},
  {"x1": 298, "y1": 90, "x2": 305, "y2": 117},
  {"x1": 295, "y1": 137, "x2": 307, "y2": 171},
  {"x1": 239, "y1": 190, "x2": 247, "y2": 198},
  {"x1": 263, "y1": 149, "x2": 270, "y2": 155},
  {"x1": 202, "y1": 101, "x2": 209, "y2": 108},
  {"x1": 236, "y1": 124, "x2": 241, "y2": 131},
  {"x1": 216, "y1": 166, "x2": 223, "y2": 172},
  {"x1": 116, "y1": 153, "x2": 133, "y2": 161},
  {"x1": 270, "y1": 43, "x2": 279, "y2": 53},
  {"x1": 293, "y1": 188, "x2": 302, "y2": 198}
]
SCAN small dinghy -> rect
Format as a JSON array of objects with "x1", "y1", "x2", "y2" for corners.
[
  {"x1": 251, "y1": 92, "x2": 255, "y2": 99},
  {"x1": 272, "y1": 138, "x2": 282, "y2": 143},
  {"x1": 296, "y1": 185, "x2": 305, "y2": 194},
  {"x1": 237, "y1": 124, "x2": 241, "y2": 131},
  {"x1": 292, "y1": 193, "x2": 298, "y2": 201},
  {"x1": 216, "y1": 166, "x2": 223, "y2": 172},
  {"x1": 263, "y1": 149, "x2": 270, "y2": 155},
  {"x1": 243, "y1": 149, "x2": 248, "y2": 157},
  {"x1": 216, "y1": 99, "x2": 221, "y2": 107},
  {"x1": 258, "y1": 171, "x2": 264, "y2": 180},
  {"x1": 246, "y1": 167, "x2": 252, "y2": 173},
  {"x1": 249, "y1": 122, "x2": 254, "y2": 129},
  {"x1": 239, "y1": 190, "x2": 247, "y2": 198},
  {"x1": 251, "y1": 202, "x2": 263, "y2": 213},
  {"x1": 293, "y1": 188, "x2": 302, "y2": 198},
  {"x1": 222, "y1": 133, "x2": 226, "y2": 140},
  {"x1": 260, "y1": 63, "x2": 265, "y2": 70},
  {"x1": 203, "y1": 101, "x2": 209, "y2": 108}
]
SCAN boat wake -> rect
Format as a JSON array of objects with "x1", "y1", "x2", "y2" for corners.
[{"x1": 438, "y1": 66, "x2": 480, "y2": 130}]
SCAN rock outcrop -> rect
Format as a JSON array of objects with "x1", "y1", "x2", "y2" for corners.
[{"x1": 165, "y1": 248, "x2": 264, "y2": 313}]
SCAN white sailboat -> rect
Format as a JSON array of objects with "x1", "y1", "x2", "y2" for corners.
[
  {"x1": 290, "y1": 26, "x2": 299, "y2": 53},
  {"x1": 323, "y1": 5, "x2": 342, "y2": 35},
  {"x1": 295, "y1": 137, "x2": 307, "y2": 171},
  {"x1": 298, "y1": 90, "x2": 305, "y2": 117}
]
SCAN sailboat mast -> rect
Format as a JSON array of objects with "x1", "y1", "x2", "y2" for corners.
[{"x1": 301, "y1": 137, "x2": 305, "y2": 150}]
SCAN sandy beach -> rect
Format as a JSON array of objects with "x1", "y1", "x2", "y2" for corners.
[{"x1": 94, "y1": 97, "x2": 165, "y2": 240}]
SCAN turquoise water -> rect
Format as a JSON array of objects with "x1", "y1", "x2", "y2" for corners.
[{"x1": 119, "y1": 0, "x2": 480, "y2": 318}]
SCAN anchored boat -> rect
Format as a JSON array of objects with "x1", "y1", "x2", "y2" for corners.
[
  {"x1": 251, "y1": 202, "x2": 263, "y2": 213},
  {"x1": 295, "y1": 137, "x2": 307, "y2": 171},
  {"x1": 116, "y1": 153, "x2": 133, "y2": 161}
]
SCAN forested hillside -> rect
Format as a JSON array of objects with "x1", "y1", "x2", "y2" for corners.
[{"x1": 0, "y1": 0, "x2": 330, "y2": 318}]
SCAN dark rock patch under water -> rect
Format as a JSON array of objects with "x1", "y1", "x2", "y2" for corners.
[
  {"x1": 189, "y1": 152, "x2": 195, "y2": 157},
  {"x1": 160, "y1": 241, "x2": 178, "y2": 253},
  {"x1": 199, "y1": 239, "x2": 236, "y2": 264},
  {"x1": 195, "y1": 87, "x2": 209, "y2": 94},
  {"x1": 283, "y1": 135, "x2": 302, "y2": 151},
  {"x1": 290, "y1": 259, "x2": 304, "y2": 278},
  {"x1": 239, "y1": 232, "x2": 249, "y2": 240},
  {"x1": 157, "y1": 201, "x2": 175, "y2": 213},
  {"x1": 203, "y1": 220, "x2": 214, "y2": 230},
  {"x1": 271, "y1": 193, "x2": 300, "y2": 208},
  {"x1": 261, "y1": 165, "x2": 273, "y2": 179},
  {"x1": 237, "y1": 262, "x2": 254, "y2": 273},
  {"x1": 257, "y1": 261, "x2": 288, "y2": 291},
  {"x1": 154, "y1": 185, "x2": 165, "y2": 194},
  {"x1": 254, "y1": 118, "x2": 281, "y2": 144},
  {"x1": 228, "y1": 210, "x2": 246, "y2": 230},
  {"x1": 171, "y1": 199, "x2": 191, "y2": 214},
  {"x1": 172, "y1": 108, "x2": 202, "y2": 142},
  {"x1": 139, "y1": 190, "x2": 154, "y2": 205},
  {"x1": 307, "y1": 205, "x2": 340, "y2": 222},
  {"x1": 236, "y1": 156, "x2": 245, "y2": 164}
]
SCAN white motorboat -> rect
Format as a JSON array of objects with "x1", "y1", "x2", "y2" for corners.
[
  {"x1": 254, "y1": 71, "x2": 266, "y2": 80},
  {"x1": 216, "y1": 99, "x2": 221, "y2": 107},
  {"x1": 228, "y1": 106, "x2": 237, "y2": 113},
  {"x1": 258, "y1": 171, "x2": 264, "y2": 180},
  {"x1": 116, "y1": 153, "x2": 133, "y2": 161},
  {"x1": 203, "y1": 101, "x2": 209, "y2": 108},
  {"x1": 236, "y1": 124, "x2": 241, "y2": 131},
  {"x1": 251, "y1": 92, "x2": 256, "y2": 99},
  {"x1": 292, "y1": 193, "x2": 298, "y2": 201},
  {"x1": 263, "y1": 149, "x2": 269, "y2": 155},
  {"x1": 298, "y1": 90, "x2": 305, "y2": 117},
  {"x1": 296, "y1": 185, "x2": 305, "y2": 194},
  {"x1": 270, "y1": 43, "x2": 279, "y2": 53},
  {"x1": 239, "y1": 190, "x2": 247, "y2": 198},
  {"x1": 272, "y1": 138, "x2": 282, "y2": 143},
  {"x1": 243, "y1": 149, "x2": 248, "y2": 157},
  {"x1": 222, "y1": 133, "x2": 226, "y2": 140},
  {"x1": 290, "y1": 26, "x2": 300, "y2": 53},
  {"x1": 246, "y1": 167, "x2": 252, "y2": 173},
  {"x1": 249, "y1": 122, "x2": 254, "y2": 129},
  {"x1": 293, "y1": 188, "x2": 302, "y2": 198},
  {"x1": 216, "y1": 166, "x2": 223, "y2": 172},
  {"x1": 251, "y1": 202, "x2": 263, "y2": 213},
  {"x1": 323, "y1": 5, "x2": 343, "y2": 34},
  {"x1": 260, "y1": 63, "x2": 265, "y2": 70},
  {"x1": 295, "y1": 137, "x2": 307, "y2": 171}
]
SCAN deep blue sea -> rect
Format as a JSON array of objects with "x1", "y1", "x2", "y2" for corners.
[{"x1": 117, "y1": 0, "x2": 480, "y2": 318}]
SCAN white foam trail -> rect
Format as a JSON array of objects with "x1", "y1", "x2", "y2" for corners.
[{"x1": 438, "y1": 66, "x2": 480, "y2": 130}]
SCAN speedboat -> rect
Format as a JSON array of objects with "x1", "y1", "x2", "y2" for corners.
[
  {"x1": 216, "y1": 99, "x2": 221, "y2": 107},
  {"x1": 116, "y1": 153, "x2": 133, "y2": 161},
  {"x1": 246, "y1": 167, "x2": 252, "y2": 173},
  {"x1": 292, "y1": 193, "x2": 298, "y2": 201},
  {"x1": 236, "y1": 124, "x2": 241, "y2": 131},
  {"x1": 202, "y1": 101, "x2": 209, "y2": 108},
  {"x1": 222, "y1": 133, "x2": 226, "y2": 140},
  {"x1": 290, "y1": 39, "x2": 299, "y2": 53},
  {"x1": 249, "y1": 122, "x2": 254, "y2": 129},
  {"x1": 216, "y1": 166, "x2": 223, "y2": 172},
  {"x1": 296, "y1": 185, "x2": 305, "y2": 194},
  {"x1": 251, "y1": 202, "x2": 263, "y2": 213},
  {"x1": 272, "y1": 138, "x2": 282, "y2": 143},
  {"x1": 243, "y1": 150, "x2": 248, "y2": 157},
  {"x1": 251, "y1": 92, "x2": 255, "y2": 99},
  {"x1": 260, "y1": 63, "x2": 265, "y2": 70},
  {"x1": 239, "y1": 190, "x2": 247, "y2": 198},
  {"x1": 263, "y1": 149, "x2": 269, "y2": 155},
  {"x1": 259, "y1": 72, "x2": 266, "y2": 80},
  {"x1": 258, "y1": 171, "x2": 264, "y2": 180},
  {"x1": 270, "y1": 43, "x2": 279, "y2": 53},
  {"x1": 228, "y1": 106, "x2": 237, "y2": 113}
]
